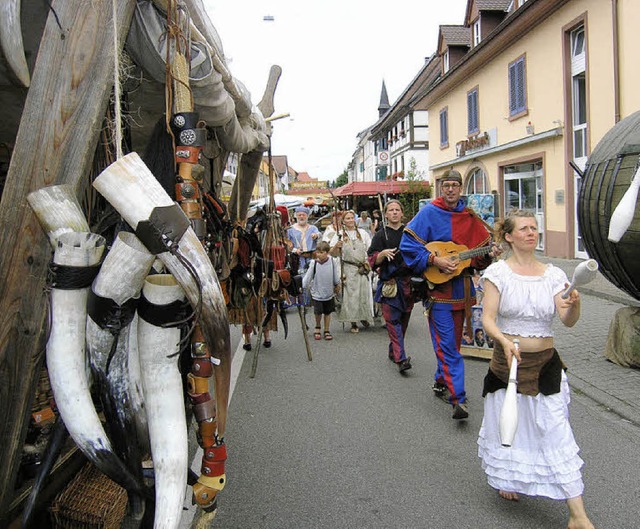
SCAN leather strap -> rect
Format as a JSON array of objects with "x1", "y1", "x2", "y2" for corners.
[
  {"x1": 463, "y1": 275, "x2": 472, "y2": 341},
  {"x1": 194, "y1": 399, "x2": 216, "y2": 422}
]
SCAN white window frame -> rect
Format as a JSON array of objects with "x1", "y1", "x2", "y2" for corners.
[
  {"x1": 473, "y1": 18, "x2": 481, "y2": 47},
  {"x1": 443, "y1": 50, "x2": 450, "y2": 73}
]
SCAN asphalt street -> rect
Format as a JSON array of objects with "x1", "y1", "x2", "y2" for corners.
[{"x1": 195, "y1": 285, "x2": 640, "y2": 529}]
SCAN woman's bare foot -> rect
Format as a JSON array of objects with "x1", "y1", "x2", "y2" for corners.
[
  {"x1": 567, "y1": 516, "x2": 595, "y2": 529},
  {"x1": 567, "y1": 496, "x2": 594, "y2": 529},
  {"x1": 499, "y1": 490, "x2": 519, "y2": 501}
]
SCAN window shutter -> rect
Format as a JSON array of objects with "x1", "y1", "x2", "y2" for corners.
[
  {"x1": 509, "y1": 63, "x2": 517, "y2": 114},
  {"x1": 516, "y1": 60, "x2": 525, "y2": 111},
  {"x1": 509, "y1": 58, "x2": 526, "y2": 115}
]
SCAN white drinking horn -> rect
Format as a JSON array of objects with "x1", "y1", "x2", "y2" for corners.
[
  {"x1": 47, "y1": 232, "x2": 146, "y2": 492},
  {"x1": 608, "y1": 164, "x2": 640, "y2": 243},
  {"x1": 86, "y1": 232, "x2": 155, "y2": 462},
  {"x1": 562, "y1": 259, "x2": 599, "y2": 299},
  {"x1": 499, "y1": 339, "x2": 519, "y2": 447},
  {"x1": 137, "y1": 274, "x2": 189, "y2": 529},
  {"x1": 92, "y1": 152, "x2": 231, "y2": 435},
  {"x1": 27, "y1": 185, "x2": 90, "y2": 248},
  {"x1": 0, "y1": 0, "x2": 30, "y2": 87}
]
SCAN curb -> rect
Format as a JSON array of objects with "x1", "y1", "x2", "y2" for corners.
[{"x1": 568, "y1": 374, "x2": 640, "y2": 428}]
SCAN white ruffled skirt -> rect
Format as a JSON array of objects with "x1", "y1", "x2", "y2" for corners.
[{"x1": 477, "y1": 371, "x2": 585, "y2": 500}]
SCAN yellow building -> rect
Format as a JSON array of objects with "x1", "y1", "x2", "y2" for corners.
[{"x1": 415, "y1": 0, "x2": 640, "y2": 258}]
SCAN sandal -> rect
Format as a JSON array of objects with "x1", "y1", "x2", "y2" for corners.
[
  {"x1": 314, "y1": 327, "x2": 322, "y2": 340},
  {"x1": 350, "y1": 323, "x2": 359, "y2": 333},
  {"x1": 324, "y1": 331, "x2": 333, "y2": 341}
]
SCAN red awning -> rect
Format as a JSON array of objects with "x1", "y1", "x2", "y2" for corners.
[{"x1": 333, "y1": 180, "x2": 430, "y2": 196}]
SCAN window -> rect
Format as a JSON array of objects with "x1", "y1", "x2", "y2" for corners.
[
  {"x1": 467, "y1": 88, "x2": 479, "y2": 135},
  {"x1": 465, "y1": 168, "x2": 489, "y2": 194},
  {"x1": 443, "y1": 50, "x2": 450, "y2": 73},
  {"x1": 473, "y1": 19, "x2": 481, "y2": 46},
  {"x1": 439, "y1": 108, "x2": 449, "y2": 147},
  {"x1": 508, "y1": 56, "x2": 527, "y2": 117},
  {"x1": 571, "y1": 26, "x2": 587, "y2": 160}
]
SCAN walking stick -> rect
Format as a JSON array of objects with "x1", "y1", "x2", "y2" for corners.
[
  {"x1": 249, "y1": 325, "x2": 264, "y2": 378},
  {"x1": 298, "y1": 303, "x2": 313, "y2": 361}
]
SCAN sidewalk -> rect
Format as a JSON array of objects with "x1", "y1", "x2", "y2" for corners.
[{"x1": 541, "y1": 255, "x2": 640, "y2": 427}]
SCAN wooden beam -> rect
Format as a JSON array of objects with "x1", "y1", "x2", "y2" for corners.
[{"x1": 0, "y1": 0, "x2": 136, "y2": 519}]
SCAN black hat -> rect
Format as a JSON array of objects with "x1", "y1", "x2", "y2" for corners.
[{"x1": 441, "y1": 170, "x2": 463, "y2": 184}]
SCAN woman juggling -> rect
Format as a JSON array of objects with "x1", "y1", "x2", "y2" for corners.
[{"x1": 477, "y1": 209, "x2": 594, "y2": 529}]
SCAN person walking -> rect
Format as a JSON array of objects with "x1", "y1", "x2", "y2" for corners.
[
  {"x1": 477, "y1": 209, "x2": 594, "y2": 529},
  {"x1": 368, "y1": 200, "x2": 414, "y2": 373},
  {"x1": 287, "y1": 206, "x2": 319, "y2": 274},
  {"x1": 328, "y1": 210, "x2": 374, "y2": 333},
  {"x1": 357, "y1": 211, "x2": 373, "y2": 237},
  {"x1": 302, "y1": 241, "x2": 341, "y2": 341},
  {"x1": 400, "y1": 170, "x2": 499, "y2": 419}
]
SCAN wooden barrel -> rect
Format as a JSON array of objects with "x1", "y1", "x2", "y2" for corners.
[{"x1": 579, "y1": 111, "x2": 640, "y2": 301}]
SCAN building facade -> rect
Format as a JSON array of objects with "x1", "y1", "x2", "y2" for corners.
[{"x1": 413, "y1": 0, "x2": 640, "y2": 258}]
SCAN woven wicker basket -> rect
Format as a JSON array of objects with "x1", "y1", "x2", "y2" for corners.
[{"x1": 50, "y1": 463, "x2": 128, "y2": 529}]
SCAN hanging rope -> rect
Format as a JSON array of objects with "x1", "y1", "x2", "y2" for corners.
[{"x1": 111, "y1": 0, "x2": 123, "y2": 160}]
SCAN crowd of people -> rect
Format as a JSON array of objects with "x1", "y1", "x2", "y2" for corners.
[{"x1": 236, "y1": 171, "x2": 594, "y2": 529}]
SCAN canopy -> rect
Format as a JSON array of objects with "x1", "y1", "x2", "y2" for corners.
[
  {"x1": 249, "y1": 193, "x2": 303, "y2": 208},
  {"x1": 333, "y1": 180, "x2": 430, "y2": 196}
]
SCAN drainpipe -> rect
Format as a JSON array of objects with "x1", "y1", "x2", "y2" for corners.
[{"x1": 612, "y1": 0, "x2": 621, "y2": 123}]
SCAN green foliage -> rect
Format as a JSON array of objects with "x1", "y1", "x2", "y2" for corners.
[
  {"x1": 333, "y1": 169, "x2": 348, "y2": 188},
  {"x1": 397, "y1": 157, "x2": 430, "y2": 220}
]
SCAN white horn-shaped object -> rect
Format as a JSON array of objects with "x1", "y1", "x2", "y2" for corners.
[
  {"x1": 93, "y1": 152, "x2": 231, "y2": 435},
  {"x1": 0, "y1": 0, "x2": 30, "y2": 87},
  {"x1": 47, "y1": 232, "x2": 145, "y2": 493},
  {"x1": 138, "y1": 274, "x2": 188, "y2": 529},
  {"x1": 86, "y1": 232, "x2": 155, "y2": 461},
  {"x1": 608, "y1": 164, "x2": 640, "y2": 243},
  {"x1": 561, "y1": 259, "x2": 599, "y2": 299},
  {"x1": 27, "y1": 185, "x2": 90, "y2": 247}
]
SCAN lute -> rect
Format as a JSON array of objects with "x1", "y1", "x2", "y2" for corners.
[{"x1": 423, "y1": 241, "x2": 492, "y2": 284}]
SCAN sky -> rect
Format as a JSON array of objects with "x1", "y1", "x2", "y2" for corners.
[{"x1": 203, "y1": 0, "x2": 468, "y2": 182}]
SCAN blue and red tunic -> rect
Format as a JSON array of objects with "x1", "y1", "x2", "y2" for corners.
[{"x1": 400, "y1": 197, "x2": 492, "y2": 310}]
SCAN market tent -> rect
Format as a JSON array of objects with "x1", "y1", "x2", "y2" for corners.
[
  {"x1": 249, "y1": 193, "x2": 303, "y2": 208},
  {"x1": 333, "y1": 180, "x2": 430, "y2": 196}
]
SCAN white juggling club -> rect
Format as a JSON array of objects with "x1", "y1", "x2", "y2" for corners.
[
  {"x1": 608, "y1": 164, "x2": 640, "y2": 243},
  {"x1": 561, "y1": 259, "x2": 599, "y2": 299},
  {"x1": 499, "y1": 339, "x2": 519, "y2": 447}
]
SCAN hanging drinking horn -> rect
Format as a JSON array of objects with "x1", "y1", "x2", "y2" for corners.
[
  {"x1": 92, "y1": 152, "x2": 232, "y2": 435},
  {"x1": 86, "y1": 232, "x2": 155, "y2": 474},
  {"x1": 0, "y1": 0, "x2": 31, "y2": 87},
  {"x1": 26, "y1": 185, "x2": 90, "y2": 247},
  {"x1": 137, "y1": 274, "x2": 190, "y2": 529},
  {"x1": 46, "y1": 232, "x2": 146, "y2": 493}
]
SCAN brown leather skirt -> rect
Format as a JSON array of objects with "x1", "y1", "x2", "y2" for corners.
[{"x1": 483, "y1": 341, "x2": 566, "y2": 397}]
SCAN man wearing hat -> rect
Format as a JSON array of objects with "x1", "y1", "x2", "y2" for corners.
[
  {"x1": 287, "y1": 205, "x2": 320, "y2": 273},
  {"x1": 400, "y1": 170, "x2": 501, "y2": 420}
]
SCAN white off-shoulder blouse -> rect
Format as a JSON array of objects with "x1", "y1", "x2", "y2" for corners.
[{"x1": 479, "y1": 260, "x2": 568, "y2": 338}]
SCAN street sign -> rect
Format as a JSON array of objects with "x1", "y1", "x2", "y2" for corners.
[{"x1": 377, "y1": 151, "x2": 389, "y2": 165}]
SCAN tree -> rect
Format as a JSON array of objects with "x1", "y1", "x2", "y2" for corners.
[
  {"x1": 397, "y1": 157, "x2": 430, "y2": 220},
  {"x1": 333, "y1": 169, "x2": 348, "y2": 188}
]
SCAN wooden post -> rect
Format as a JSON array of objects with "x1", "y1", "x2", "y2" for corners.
[{"x1": 0, "y1": 0, "x2": 136, "y2": 519}]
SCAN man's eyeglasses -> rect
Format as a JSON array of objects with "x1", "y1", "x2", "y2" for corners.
[{"x1": 441, "y1": 182, "x2": 461, "y2": 190}]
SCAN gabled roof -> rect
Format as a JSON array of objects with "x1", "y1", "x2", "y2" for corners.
[
  {"x1": 266, "y1": 155, "x2": 288, "y2": 175},
  {"x1": 439, "y1": 25, "x2": 471, "y2": 48},
  {"x1": 370, "y1": 54, "x2": 441, "y2": 137},
  {"x1": 296, "y1": 171, "x2": 317, "y2": 183},
  {"x1": 465, "y1": 0, "x2": 511, "y2": 25}
]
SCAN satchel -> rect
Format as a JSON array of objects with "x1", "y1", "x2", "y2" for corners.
[
  {"x1": 381, "y1": 279, "x2": 397, "y2": 298},
  {"x1": 357, "y1": 261, "x2": 371, "y2": 276}
]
